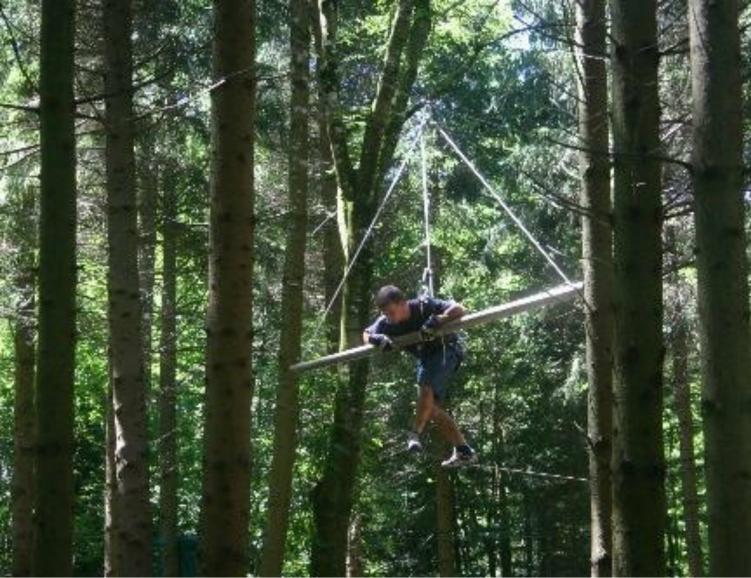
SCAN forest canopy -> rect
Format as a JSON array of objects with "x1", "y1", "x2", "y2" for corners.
[{"x1": 0, "y1": 0, "x2": 750, "y2": 576}]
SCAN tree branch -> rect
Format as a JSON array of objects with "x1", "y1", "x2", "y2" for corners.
[
  {"x1": 375, "y1": 0, "x2": 432, "y2": 186},
  {"x1": 0, "y1": 3, "x2": 37, "y2": 95},
  {"x1": 546, "y1": 136, "x2": 693, "y2": 172},
  {"x1": 357, "y1": 0, "x2": 415, "y2": 201},
  {"x1": 0, "y1": 102, "x2": 38, "y2": 113},
  {"x1": 311, "y1": 0, "x2": 357, "y2": 198}
]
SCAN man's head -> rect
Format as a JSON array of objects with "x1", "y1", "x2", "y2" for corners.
[{"x1": 375, "y1": 285, "x2": 410, "y2": 323}]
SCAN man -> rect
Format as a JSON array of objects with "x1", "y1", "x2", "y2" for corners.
[{"x1": 363, "y1": 285, "x2": 477, "y2": 468}]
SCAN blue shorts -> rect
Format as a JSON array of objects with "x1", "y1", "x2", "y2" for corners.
[{"x1": 416, "y1": 344, "x2": 463, "y2": 402}]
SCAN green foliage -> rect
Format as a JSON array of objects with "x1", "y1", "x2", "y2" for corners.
[{"x1": 0, "y1": 0, "x2": 740, "y2": 574}]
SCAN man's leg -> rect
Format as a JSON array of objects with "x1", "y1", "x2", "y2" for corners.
[
  {"x1": 432, "y1": 404, "x2": 465, "y2": 447},
  {"x1": 437, "y1": 401, "x2": 477, "y2": 467},
  {"x1": 413, "y1": 385, "x2": 465, "y2": 445},
  {"x1": 413, "y1": 385, "x2": 434, "y2": 435}
]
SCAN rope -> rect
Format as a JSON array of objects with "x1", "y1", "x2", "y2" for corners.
[
  {"x1": 311, "y1": 210, "x2": 337, "y2": 236},
  {"x1": 474, "y1": 462, "x2": 589, "y2": 484},
  {"x1": 304, "y1": 113, "x2": 587, "y2": 357},
  {"x1": 432, "y1": 121, "x2": 577, "y2": 290},
  {"x1": 420, "y1": 129, "x2": 434, "y2": 298},
  {"x1": 300, "y1": 118, "x2": 589, "y2": 485}
]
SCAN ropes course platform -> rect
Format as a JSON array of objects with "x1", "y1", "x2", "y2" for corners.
[{"x1": 291, "y1": 281, "x2": 583, "y2": 374}]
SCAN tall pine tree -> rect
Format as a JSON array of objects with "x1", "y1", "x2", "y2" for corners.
[
  {"x1": 688, "y1": 0, "x2": 751, "y2": 574},
  {"x1": 575, "y1": 0, "x2": 614, "y2": 574},
  {"x1": 9, "y1": 184, "x2": 36, "y2": 577},
  {"x1": 32, "y1": 1, "x2": 77, "y2": 573},
  {"x1": 609, "y1": 0, "x2": 666, "y2": 573},
  {"x1": 259, "y1": 0, "x2": 310, "y2": 572},
  {"x1": 310, "y1": 1, "x2": 431, "y2": 572},
  {"x1": 199, "y1": 0, "x2": 256, "y2": 574},
  {"x1": 104, "y1": 0, "x2": 152, "y2": 572}
]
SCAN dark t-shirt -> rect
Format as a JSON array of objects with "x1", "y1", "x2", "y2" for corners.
[{"x1": 365, "y1": 297, "x2": 459, "y2": 359}]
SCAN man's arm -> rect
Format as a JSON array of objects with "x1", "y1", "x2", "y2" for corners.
[
  {"x1": 433, "y1": 301, "x2": 466, "y2": 326},
  {"x1": 362, "y1": 316, "x2": 383, "y2": 344},
  {"x1": 420, "y1": 300, "x2": 466, "y2": 339},
  {"x1": 363, "y1": 316, "x2": 394, "y2": 352}
]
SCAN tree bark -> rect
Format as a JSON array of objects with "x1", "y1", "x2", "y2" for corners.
[
  {"x1": 318, "y1": 103, "x2": 344, "y2": 353},
  {"x1": 32, "y1": 1, "x2": 77, "y2": 574},
  {"x1": 104, "y1": 354, "x2": 118, "y2": 577},
  {"x1": 104, "y1": 0, "x2": 152, "y2": 573},
  {"x1": 436, "y1": 458, "x2": 457, "y2": 576},
  {"x1": 669, "y1": 299, "x2": 704, "y2": 577},
  {"x1": 309, "y1": 325, "x2": 370, "y2": 577},
  {"x1": 609, "y1": 0, "x2": 666, "y2": 574},
  {"x1": 138, "y1": 158, "x2": 158, "y2": 401},
  {"x1": 159, "y1": 185, "x2": 179, "y2": 577},
  {"x1": 575, "y1": 1, "x2": 614, "y2": 575},
  {"x1": 492, "y1": 387, "x2": 512, "y2": 578},
  {"x1": 375, "y1": 0, "x2": 432, "y2": 187},
  {"x1": 523, "y1": 492, "x2": 534, "y2": 576},
  {"x1": 12, "y1": 297, "x2": 35, "y2": 578},
  {"x1": 428, "y1": 219, "x2": 456, "y2": 578},
  {"x1": 687, "y1": 1, "x2": 751, "y2": 575},
  {"x1": 346, "y1": 514, "x2": 364, "y2": 577},
  {"x1": 10, "y1": 185, "x2": 36, "y2": 578},
  {"x1": 259, "y1": 0, "x2": 310, "y2": 572},
  {"x1": 199, "y1": 0, "x2": 255, "y2": 574},
  {"x1": 432, "y1": 325, "x2": 455, "y2": 578},
  {"x1": 497, "y1": 472, "x2": 512, "y2": 578},
  {"x1": 537, "y1": 499, "x2": 553, "y2": 576},
  {"x1": 309, "y1": 2, "x2": 431, "y2": 573},
  {"x1": 666, "y1": 484, "x2": 679, "y2": 576}
]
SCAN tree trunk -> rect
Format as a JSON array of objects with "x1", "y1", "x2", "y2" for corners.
[
  {"x1": 310, "y1": 287, "x2": 371, "y2": 577},
  {"x1": 575, "y1": 1, "x2": 614, "y2": 575},
  {"x1": 159, "y1": 185, "x2": 179, "y2": 577},
  {"x1": 436, "y1": 460, "x2": 457, "y2": 576},
  {"x1": 537, "y1": 499, "x2": 553, "y2": 577},
  {"x1": 309, "y1": 1, "x2": 431, "y2": 573},
  {"x1": 319, "y1": 105, "x2": 344, "y2": 353},
  {"x1": 492, "y1": 388, "x2": 512, "y2": 578},
  {"x1": 32, "y1": 1, "x2": 77, "y2": 574},
  {"x1": 259, "y1": 0, "x2": 310, "y2": 572},
  {"x1": 523, "y1": 492, "x2": 534, "y2": 576},
  {"x1": 498, "y1": 470, "x2": 512, "y2": 577},
  {"x1": 199, "y1": 0, "x2": 255, "y2": 574},
  {"x1": 104, "y1": 354, "x2": 118, "y2": 577},
  {"x1": 12, "y1": 301, "x2": 35, "y2": 578},
  {"x1": 433, "y1": 364, "x2": 455, "y2": 578},
  {"x1": 104, "y1": 0, "x2": 151, "y2": 573},
  {"x1": 486, "y1": 475, "x2": 497, "y2": 578},
  {"x1": 670, "y1": 297, "x2": 704, "y2": 577},
  {"x1": 429, "y1": 229, "x2": 456, "y2": 578},
  {"x1": 138, "y1": 158, "x2": 158, "y2": 401},
  {"x1": 10, "y1": 185, "x2": 36, "y2": 578},
  {"x1": 609, "y1": 0, "x2": 666, "y2": 574},
  {"x1": 687, "y1": 1, "x2": 751, "y2": 575},
  {"x1": 346, "y1": 514, "x2": 364, "y2": 577},
  {"x1": 666, "y1": 486, "x2": 679, "y2": 576}
]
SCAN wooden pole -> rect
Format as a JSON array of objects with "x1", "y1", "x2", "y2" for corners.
[{"x1": 291, "y1": 281, "x2": 583, "y2": 373}]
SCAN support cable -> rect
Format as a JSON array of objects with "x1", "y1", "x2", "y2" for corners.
[
  {"x1": 307, "y1": 119, "x2": 428, "y2": 349},
  {"x1": 432, "y1": 120, "x2": 577, "y2": 290},
  {"x1": 420, "y1": 129, "x2": 435, "y2": 298}
]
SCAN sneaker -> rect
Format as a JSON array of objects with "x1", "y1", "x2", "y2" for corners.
[
  {"x1": 441, "y1": 445, "x2": 477, "y2": 468},
  {"x1": 407, "y1": 431, "x2": 423, "y2": 453}
]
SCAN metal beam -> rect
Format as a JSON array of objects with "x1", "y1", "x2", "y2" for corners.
[{"x1": 290, "y1": 281, "x2": 583, "y2": 374}]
